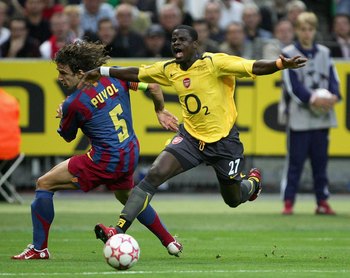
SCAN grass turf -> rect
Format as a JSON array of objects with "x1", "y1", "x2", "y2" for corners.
[{"x1": 0, "y1": 192, "x2": 349, "y2": 277}]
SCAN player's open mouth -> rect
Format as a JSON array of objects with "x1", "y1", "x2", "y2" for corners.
[{"x1": 174, "y1": 48, "x2": 183, "y2": 58}]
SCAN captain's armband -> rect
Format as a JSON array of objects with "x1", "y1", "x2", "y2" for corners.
[{"x1": 137, "y1": 82, "x2": 149, "y2": 91}]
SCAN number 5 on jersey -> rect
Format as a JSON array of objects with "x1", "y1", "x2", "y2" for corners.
[{"x1": 109, "y1": 104, "x2": 129, "y2": 143}]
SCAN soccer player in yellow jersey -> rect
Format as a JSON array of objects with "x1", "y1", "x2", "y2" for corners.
[{"x1": 79, "y1": 25, "x2": 307, "y2": 247}]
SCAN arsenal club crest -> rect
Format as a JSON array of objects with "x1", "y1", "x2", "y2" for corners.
[
  {"x1": 172, "y1": 136, "x2": 183, "y2": 145},
  {"x1": 183, "y1": 78, "x2": 191, "y2": 88}
]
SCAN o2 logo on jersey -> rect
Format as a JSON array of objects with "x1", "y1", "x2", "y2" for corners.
[{"x1": 183, "y1": 78, "x2": 191, "y2": 88}]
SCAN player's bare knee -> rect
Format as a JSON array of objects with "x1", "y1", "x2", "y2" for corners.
[
  {"x1": 146, "y1": 165, "x2": 167, "y2": 185},
  {"x1": 36, "y1": 176, "x2": 51, "y2": 191}
]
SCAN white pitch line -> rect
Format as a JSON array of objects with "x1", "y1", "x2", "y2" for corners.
[{"x1": 1, "y1": 269, "x2": 350, "y2": 276}]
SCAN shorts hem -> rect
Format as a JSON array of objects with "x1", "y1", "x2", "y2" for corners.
[{"x1": 164, "y1": 148, "x2": 195, "y2": 170}]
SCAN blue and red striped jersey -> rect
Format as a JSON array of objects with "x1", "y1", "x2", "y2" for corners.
[{"x1": 58, "y1": 77, "x2": 141, "y2": 173}]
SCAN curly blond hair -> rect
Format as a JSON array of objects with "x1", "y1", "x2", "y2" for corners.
[{"x1": 54, "y1": 40, "x2": 110, "y2": 73}]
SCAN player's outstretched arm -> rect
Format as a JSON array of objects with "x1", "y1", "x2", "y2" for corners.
[
  {"x1": 78, "y1": 66, "x2": 140, "y2": 89},
  {"x1": 148, "y1": 83, "x2": 179, "y2": 132},
  {"x1": 252, "y1": 55, "x2": 307, "y2": 76},
  {"x1": 77, "y1": 68, "x2": 101, "y2": 89}
]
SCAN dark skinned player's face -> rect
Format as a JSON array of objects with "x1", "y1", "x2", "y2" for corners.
[{"x1": 171, "y1": 29, "x2": 196, "y2": 64}]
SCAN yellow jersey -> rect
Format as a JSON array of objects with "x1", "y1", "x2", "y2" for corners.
[{"x1": 138, "y1": 52, "x2": 256, "y2": 143}]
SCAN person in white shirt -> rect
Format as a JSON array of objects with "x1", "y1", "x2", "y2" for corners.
[
  {"x1": 79, "y1": 0, "x2": 115, "y2": 38},
  {"x1": 219, "y1": 0, "x2": 244, "y2": 29},
  {"x1": 39, "y1": 12, "x2": 75, "y2": 59}
]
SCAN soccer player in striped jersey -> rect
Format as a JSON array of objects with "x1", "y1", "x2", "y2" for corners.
[
  {"x1": 12, "y1": 41, "x2": 181, "y2": 260},
  {"x1": 78, "y1": 25, "x2": 307, "y2": 244}
]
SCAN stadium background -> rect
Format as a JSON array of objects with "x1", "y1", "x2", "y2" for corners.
[{"x1": 1, "y1": 58, "x2": 350, "y2": 193}]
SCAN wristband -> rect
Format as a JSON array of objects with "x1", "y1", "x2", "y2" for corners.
[
  {"x1": 276, "y1": 58, "x2": 284, "y2": 70},
  {"x1": 100, "y1": 66, "x2": 110, "y2": 76}
]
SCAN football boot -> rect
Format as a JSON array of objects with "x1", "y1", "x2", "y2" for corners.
[
  {"x1": 248, "y1": 168, "x2": 262, "y2": 201},
  {"x1": 12, "y1": 244, "x2": 50, "y2": 260}
]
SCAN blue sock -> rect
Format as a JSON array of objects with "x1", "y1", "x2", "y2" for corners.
[
  {"x1": 31, "y1": 190, "x2": 54, "y2": 250},
  {"x1": 137, "y1": 204, "x2": 156, "y2": 225},
  {"x1": 136, "y1": 205, "x2": 173, "y2": 247}
]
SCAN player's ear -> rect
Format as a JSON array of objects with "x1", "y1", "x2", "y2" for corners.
[{"x1": 77, "y1": 69, "x2": 85, "y2": 78}]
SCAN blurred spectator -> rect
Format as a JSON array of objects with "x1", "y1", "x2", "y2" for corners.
[
  {"x1": 112, "y1": 3, "x2": 144, "y2": 57},
  {"x1": 263, "y1": 18, "x2": 294, "y2": 59},
  {"x1": 166, "y1": 0, "x2": 193, "y2": 26},
  {"x1": 336, "y1": 0, "x2": 350, "y2": 16},
  {"x1": 106, "y1": 0, "x2": 119, "y2": 8},
  {"x1": 158, "y1": 3, "x2": 182, "y2": 55},
  {"x1": 256, "y1": 0, "x2": 289, "y2": 33},
  {"x1": 219, "y1": 21, "x2": 253, "y2": 58},
  {"x1": 192, "y1": 19, "x2": 220, "y2": 53},
  {"x1": 79, "y1": 0, "x2": 115, "y2": 40},
  {"x1": 1, "y1": 15, "x2": 41, "y2": 57},
  {"x1": 24, "y1": 0, "x2": 51, "y2": 43},
  {"x1": 204, "y1": 0, "x2": 225, "y2": 43},
  {"x1": 263, "y1": 0, "x2": 289, "y2": 23},
  {"x1": 219, "y1": 0, "x2": 244, "y2": 29},
  {"x1": 120, "y1": 0, "x2": 152, "y2": 35},
  {"x1": 97, "y1": 17, "x2": 116, "y2": 55},
  {"x1": 42, "y1": 0, "x2": 64, "y2": 21},
  {"x1": 324, "y1": 13, "x2": 350, "y2": 59},
  {"x1": 66, "y1": 0, "x2": 81, "y2": 4},
  {"x1": 39, "y1": 12, "x2": 75, "y2": 59},
  {"x1": 242, "y1": 2, "x2": 272, "y2": 59},
  {"x1": 158, "y1": 3, "x2": 182, "y2": 36},
  {"x1": 242, "y1": 2, "x2": 273, "y2": 40},
  {"x1": 138, "y1": 23, "x2": 172, "y2": 57},
  {"x1": 1, "y1": 0, "x2": 24, "y2": 17},
  {"x1": 286, "y1": 0, "x2": 306, "y2": 27},
  {"x1": 303, "y1": 0, "x2": 333, "y2": 42},
  {"x1": 97, "y1": 17, "x2": 127, "y2": 57},
  {"x1": 64, "y1": 4, "x2": 84, "y2": 40},
  {"x1": 0, "y1": 1, "x2": 10, "y2": 49},
  {"x1": 185, "y1": 0, "x2": 207, "y2": 20},
  {"x1": 138, "y1": 0, "x2": 157, "y2": 23}
]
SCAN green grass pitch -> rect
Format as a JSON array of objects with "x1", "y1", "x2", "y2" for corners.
[{"x1": 1, "y1": 193, "x2": 349, "y2": 277}]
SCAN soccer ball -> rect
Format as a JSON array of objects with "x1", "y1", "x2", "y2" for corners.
[
  {"x1": 310, "y1": 88, "x2": 333, "y2": 116},
  {"x1": 103, "y1": 234, "x2": 140, "y2": 270}
]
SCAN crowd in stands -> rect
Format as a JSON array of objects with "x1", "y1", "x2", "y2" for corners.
[{"x1": 0, "y1": 0, "x2": 349, "y2": 59}]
